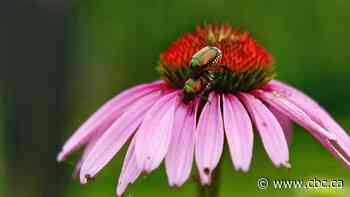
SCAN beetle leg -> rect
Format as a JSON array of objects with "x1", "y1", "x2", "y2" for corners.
[{"x1": 199, "y1": 82, "x2": 213, "y2": 104}]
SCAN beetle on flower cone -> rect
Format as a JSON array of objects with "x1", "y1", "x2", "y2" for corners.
[{"x1": 57, "y1": 23, "x2": 350, "y2": 197}]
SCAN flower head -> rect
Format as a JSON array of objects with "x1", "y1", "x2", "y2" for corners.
[
  {"x1": 160, "y1": 23, "x2": 273, "y2": 72},
  {"x1": 58, "y1": 23, "x2": 350, "y2": 196},
  {"x1": 158, "y1": 23, "x2": 275, "y2": 96}
]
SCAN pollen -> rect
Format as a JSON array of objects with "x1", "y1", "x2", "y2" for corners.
[
  {"x1": 160, "y1": 23, "x2": 274, "y2": 72},
  {"x1": 272, "y1": 91, "x2": 282, "y2": 97}
]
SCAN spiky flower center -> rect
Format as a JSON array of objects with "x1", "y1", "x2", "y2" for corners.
[{"x1": 158, "y1": 23, "x2": 275, "y2": 100}]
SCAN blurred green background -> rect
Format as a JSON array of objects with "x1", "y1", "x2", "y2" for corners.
[{"x1": 2, "y1": 0, "x2": 350, "y2": 197}]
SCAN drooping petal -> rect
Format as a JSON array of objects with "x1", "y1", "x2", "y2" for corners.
[
  {"x1": 165, "y1": 102, "x2": 196, "y2": 187},
  {"x1": 57, "y1": 81, "x2": 165, "y2": 161},
  {"x1": 135, "y1": 91, "x2": 179, "y2": 173},
  {"x1": 195, "y1": 93, "x2": 224, "y2": 185},
  {"x1": 265, "y1": 80, "x2": 350, "y2": 161},
  {"x1": 116, "y1": 140, "x2": 142, "y2": 197},
  {"x1": 79, "y1": 90, "x2": 165, "y2": 184},
  {"x1": 264, "y1": 81, "x2": 350, "y2": 167},
  {"x1": 253, "y1": 90, "x2": 350, "y2": 166},
  {"x1": 239, "y1": 93, "x2": 290, "y2": 167},
  {"x1": 268, "y1": 106, "x2": 293, "y2": 145},
  {"x1": 309, "y1": 131, "x2": 350, "y2": 168},
  {"x1": 73, "y1": 134, "x2": 101, "y2": 178},
  {"x1": 254, "y1": 90, "x2": 335, "y2": 141},
  {"x1": 222, "y1": 94, "x2": 254, "y2": 172}
]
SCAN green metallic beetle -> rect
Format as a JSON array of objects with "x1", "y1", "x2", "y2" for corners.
[
  {"x1": 182, "y1": 46, "x2": 223, "y2": 103},
  {"x1": 190, "y1": 46, "x2": 222, "y2": 68}
]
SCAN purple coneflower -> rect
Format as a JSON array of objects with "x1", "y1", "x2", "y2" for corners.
[{"x1": 58, "y1": 23, "x2": 350, "y2": 196}]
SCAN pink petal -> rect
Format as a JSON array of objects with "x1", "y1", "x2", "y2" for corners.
[
  {"x1": 268, "y1": 106, "x2": 293, "y2": 145},
  {"x1": 73, "y1": 135, "x2": 100, "y2": 178},
  {"x1": 239, "y1": 93, "x2": 290, "y2": 167},
  {"x1": 264, "y1": 80, "x2": 350, "y2": 166},
  {"x1": 116, "y1": 140, "x2": 142, "y2": 197},
  {"x1": 254, "y1": 90, "x2": 335, "y2": 141},
  {"x1": 79, "y1": 90, "x2": 164, "y2": 184},
  {"x1": 135, "y1": 91, "x2": 179, "y2": 173},
  {"x1": 57, "y1": 80, "x2": 165, "y2": 161},
  {"x1": 222, "y1": 94, "x2": 254, "y2": 172},
  {"x1": 165, "y1": 102, "x2": 196, "y2": 187},
  {"x1": 309, "y1": 131, "x2": 350, "y2": 168},
  {"x1": 73, "y1": 124, "x2": 109, "y2": 178},
  {"x1": 195, "y1": 93, "x2": 224, "y2": 185}
]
